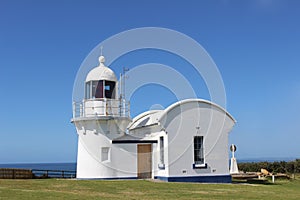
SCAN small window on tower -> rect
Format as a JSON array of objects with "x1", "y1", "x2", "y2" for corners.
[{"x1": 101, "y1": 147, "x2": 110, "y2": 162}]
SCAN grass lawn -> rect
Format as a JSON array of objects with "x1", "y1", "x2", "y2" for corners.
[{"x1": 0, "y1": 178, "x2": 300, "y2": 199}]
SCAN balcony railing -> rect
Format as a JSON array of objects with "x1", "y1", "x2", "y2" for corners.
[{"x1": 72, "y1": 98, "x2": 130, "y2": 118}]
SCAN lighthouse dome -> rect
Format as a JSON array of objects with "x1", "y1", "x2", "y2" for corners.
[{"x1": 85, "y1": 56, "x2": 117, "y2": 82}]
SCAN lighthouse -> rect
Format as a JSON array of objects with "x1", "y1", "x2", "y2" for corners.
[
  {"x1": 72, "y1": 54, "x2": 134, "y2": 179},
  {"x1": 72, "y1": 53, "x2": 236, "y2": 182}
]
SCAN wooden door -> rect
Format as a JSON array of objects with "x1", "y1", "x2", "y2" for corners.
[{"x1": 137, "y1": 144, "x2": 152, "y2": 179}]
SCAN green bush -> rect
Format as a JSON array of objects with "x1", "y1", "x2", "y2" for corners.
[{"x1": 238, "y1": 159, "x2": 300, "y2": 173}]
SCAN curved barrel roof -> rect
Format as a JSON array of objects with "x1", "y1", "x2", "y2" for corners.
[{"x1": 128, "y1": 98, "x2": 236, "y2": 130}]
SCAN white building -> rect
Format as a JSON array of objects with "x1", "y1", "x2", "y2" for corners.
[{"x1": 72, "y1": 55, "x2": 236, "y2": 183}]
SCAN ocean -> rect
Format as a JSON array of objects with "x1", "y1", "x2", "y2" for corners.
[{"x1": 0, "y1": 163, "x2": 76, "y2": 171}]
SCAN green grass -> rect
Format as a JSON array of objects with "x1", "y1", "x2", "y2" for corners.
[{"x1": 0, "y1": 178, "x2": 300, "y2": 199}]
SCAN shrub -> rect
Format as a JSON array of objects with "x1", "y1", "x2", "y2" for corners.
[{"x1": 238, "y1": 159, "x2": 300, "y2": 174}]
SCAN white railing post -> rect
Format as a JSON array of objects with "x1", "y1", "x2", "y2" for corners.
[
  {"x1": 119, "y1": 99, "x2": 121, "y2": 117},
  {"x1": 80, "y1": 103, "x2": 83, "y2": 117},
  {"x1": 128, "y1": 101, "x2": 130, "y2": 118},
  {"x1": 74, "y1": 99, "x2": 130, "y2": 118},
  {"x1": 82, "y1": 100, "x2": 85, "y2": 117}
]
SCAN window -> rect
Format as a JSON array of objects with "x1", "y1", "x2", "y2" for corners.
[
  {"x1": 85, "y1": 80, "x2": 115, "y2": 99},
  {"x1": 85, "y1": 82, "x2": 90, "y2": 99},
  {"x1": 104, "y1": 80, "x2": 115, "y2": 99},
  {"x1": 101, "y1": 147, "x2": 110, "y2": 162},
  {"x1": 95, "y1": 80, "x2": 103, "y2": 98},
  {"x1": 160, "y1": 136, "x2": 164, "y2": 164},
  {"x1": 137, "y1": 117, "x2": 150, "y2": 127},
  {"x1": 194, "y1": 136, "x2": 204, "y2": 165},
  {"x1": 85, "y1": 81, "x2": 99, "y2": 99},
  {"x1": 91, "y1": 81, "x2": 97, "y2": 98},
  {"x1": 158, "y1": 136, "x2": 165, "y2": 169}
]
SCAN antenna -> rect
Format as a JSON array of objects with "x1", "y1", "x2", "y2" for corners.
[
  {"x1": 119, "y1": 67, "x2": 129, "y2": 117},
  {"x1": 121, "y1": 67, "x2": 129, "y2": 100}
]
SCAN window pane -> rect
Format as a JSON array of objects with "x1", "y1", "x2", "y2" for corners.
[
  {"x1": 95, "y1": 80, "x2": 103, "y2": 98},
  {"x1": 194, "y1": 136, "x2": 204, "y2": 164},
  {"x1": 104, "y1": 81, "x2": 115, "y2": 99},
  {"x1": 160, "y1": 136, "x2": 164, "y2": 164},
  {"x1": 85, "y1": 82, "x2": 90, "y2": 99},
  {"x1": 91, "y1": 81, "x2": 97, "y2": 98},
  {"x1": 101, "y1": 147, "x2": 110, "y2": 162}
]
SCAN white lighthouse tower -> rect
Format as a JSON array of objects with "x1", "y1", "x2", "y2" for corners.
[{"x1": 72, "y1": 55, "x2": 135, "y2": 179}]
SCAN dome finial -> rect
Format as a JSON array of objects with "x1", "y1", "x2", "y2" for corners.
[{"x1": 99, "y1": 46, "x2": 105, "y2": 65}]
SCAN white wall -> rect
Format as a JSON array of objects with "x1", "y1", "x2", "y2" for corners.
[
  {"x1": 152, "y1": 132, "x2": 169, "y2": 178},
  {"x1": 75, "y1": 119, "x2": 137, "y2": 179},
  {"x1": 161, "y1": 101, "x2": 235, "y2": 177}
]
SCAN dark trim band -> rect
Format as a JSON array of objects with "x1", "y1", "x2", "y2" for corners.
[
  {"x1": 77, "y1": 176, "x2": 137, "y2": 180},
  {"x1": 155, "y1": 175, "x2": 232, "y2": 183}
]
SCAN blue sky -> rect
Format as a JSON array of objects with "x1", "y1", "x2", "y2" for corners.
[{"x1": 0, "y1": 0, "x2": 300, "y2": 163}]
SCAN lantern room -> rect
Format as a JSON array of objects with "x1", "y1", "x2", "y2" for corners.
[
  {"x1": 71, "y1": 55, "x2": 130, "y2": 118},
  {"x1": 85, "y1": 55, "x2": 117, "y2": 100}
]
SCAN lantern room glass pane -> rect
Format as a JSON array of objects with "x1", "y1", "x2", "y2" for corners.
[
  {"x1": 104, "y1": 81, "x2": 115, "y2": 99},
  {"x1": 91, "y1": 81, "x2": 97, "y2": 98},
  {"x1": 95, "y1": 80, "x2": 103, "y2": 98},
  {"x1": 85, "y1": 80, "x2": 115, "y2": 99},
  {"x1": 85, "y1": 82, "x2": 90, "y2": 99}
]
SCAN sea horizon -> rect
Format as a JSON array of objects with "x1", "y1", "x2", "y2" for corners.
[
  {"x1": 0, "y1": 162, "x2": 77, "y2": 171},
  {"x1": 237, "y1": 157, "x2": 298, "y2": 163}
]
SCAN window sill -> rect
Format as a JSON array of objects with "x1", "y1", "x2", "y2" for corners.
[{"x1": 192, "y1": 163, "x2": 207, "y2": 169}]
